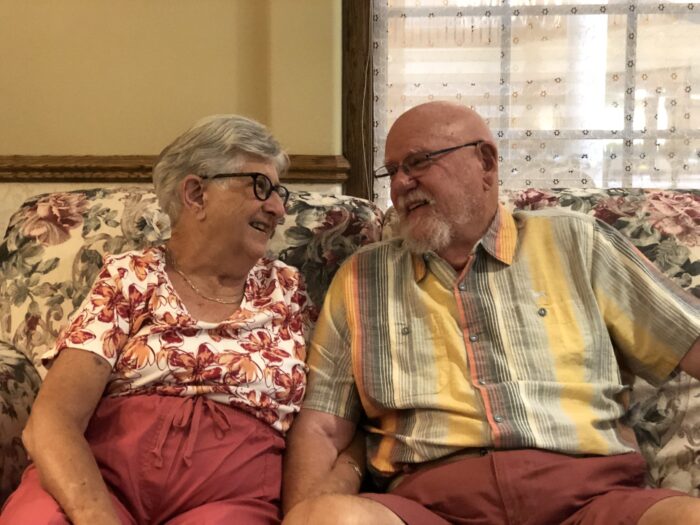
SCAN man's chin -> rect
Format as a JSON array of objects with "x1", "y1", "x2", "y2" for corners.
[{"x1": 400, "y1": 221, "x2": 450, "y2": 254}]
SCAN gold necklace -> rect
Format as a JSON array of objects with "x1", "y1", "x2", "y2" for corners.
[{"x1": 165, "y1": 248, "x2": 243, "y2": 305}]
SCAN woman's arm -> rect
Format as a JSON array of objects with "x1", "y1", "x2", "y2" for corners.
[{"x1": 22, "y1": 348, "x2": 120, "y2": 525}]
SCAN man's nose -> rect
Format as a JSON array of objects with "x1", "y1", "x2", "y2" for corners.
[{"x1": 390, "y1": 167, "x2": 418, "y2": 192}]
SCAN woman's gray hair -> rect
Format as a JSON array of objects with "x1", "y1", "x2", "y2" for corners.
[{"x1": 152, "y1": 114, "x2": 289, "y2": 222}]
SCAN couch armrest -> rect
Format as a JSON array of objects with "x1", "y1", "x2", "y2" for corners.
[
  {"x1": 0, "y1": 341, "x2": 41, "y2": 505},
  {"x1": 630, "y1": 372, "x2": 700, "y2": 495}
]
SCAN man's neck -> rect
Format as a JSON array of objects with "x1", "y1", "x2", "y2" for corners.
[
  {"x1": 436, "y1": 204, "x2": 498, "y2": 271},
  {"x1": 437, "y1": 243, "x2": 475, "y2": 272}
]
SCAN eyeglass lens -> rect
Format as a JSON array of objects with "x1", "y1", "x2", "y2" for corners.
[{"x1": 253, "y1": 173, "x2": 289, "y2": 205}]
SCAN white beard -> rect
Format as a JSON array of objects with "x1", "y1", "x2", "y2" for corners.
[
  {"x1": 399, "y1": 211, "x2": 451, "y2": 254},
  {"x1": 397, "y1": 190, "x2": 481, "y2": 255}
]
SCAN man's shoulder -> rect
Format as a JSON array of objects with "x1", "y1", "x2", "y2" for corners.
[
  {"x1": 512, "y1": 206, "x2": 597, "y2": 232},
  {"x1": 512, "y1": 206, "x2": 595, "y2": 222},
  {"x1": 351, "y1": 237, "x2": 409, "y2": 261},
  {"x1": 334, "y1": 238, "x2": 410, "y2": 279}
]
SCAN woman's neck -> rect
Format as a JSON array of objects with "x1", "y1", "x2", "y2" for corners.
[{"x1": 165, "y1": 233, "x2": 254, "y2": 291}]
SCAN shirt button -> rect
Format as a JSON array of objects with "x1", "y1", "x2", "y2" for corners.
[
  {"x1": 401, "y1": 326, "x2": 410, "y2": 335},
  {"x1": 493, "y1": 415, "x2": 504, "y2": 423},
  {"x1": 458, "y1": 282, "x2": 467, "y2": 291},
  {"x1": 478, "y1": 379, "x2": 487, "y2": 386},
  {"x1": 422, "y1": 254, "x2": 430, "y2": 262},
  {"x1": 538, "y1": 308, "x2": 547, "y2": 317},
  {"x1": 469, "y1": 334, "x2": 478, "y2": 342}
]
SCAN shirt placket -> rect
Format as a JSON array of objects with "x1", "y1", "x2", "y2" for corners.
[{"x1": 450, "y1": 254, "x2": 507, "y2": 447}]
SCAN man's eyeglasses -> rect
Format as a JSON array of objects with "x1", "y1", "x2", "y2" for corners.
[
  {"x1": 205, "y1": 172, "x2": 290, "y2": 206},
  {"x1": 374, "y1": 140, "x2": 484, "y2": 179}
]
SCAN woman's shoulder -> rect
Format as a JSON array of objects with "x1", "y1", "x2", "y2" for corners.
[
  {"x1": 252, "y1": 257, "x2": 304, "y2": 289},
  {"x1": 256, "y1": 256, "x2": 300, "y2": 273},
  {"x1": 105, "y1": 245, "x2": 163, "y2": 263},
  {"x1": 102, "y1": 246, "x2": 165, "y2": 280}
]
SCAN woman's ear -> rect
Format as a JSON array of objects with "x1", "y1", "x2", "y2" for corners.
[{"x1": 181, "y1": 175, "x2": 207, "y2": 219}]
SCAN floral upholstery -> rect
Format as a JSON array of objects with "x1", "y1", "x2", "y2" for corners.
[
  {"x1": 0, "y1": 342, "x2": 40, "y2": 505},
  {"x1": 502, "y1": 188, "x2": 700, "y2": 495},
  {"x1": 0, "y1": 185, "x2": 697, "y2": 504},
  {"x1": 0, "y1": 187, "x2": 383, "y2": 504}
]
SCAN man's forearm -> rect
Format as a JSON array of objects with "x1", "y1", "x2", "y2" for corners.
[
  {"x1": 282, "y1": 413, "x2": 362, "y2": 513},
  {"x1": 283, "y1": 431, "x2": 348, "y2": 512},
  {"x1": 679, "y1": 336, "x2": 700, "y2": 380}
]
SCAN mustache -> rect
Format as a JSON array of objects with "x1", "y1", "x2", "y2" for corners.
[{"x1": 396, "y1": 189, "x2": 436, "y2": 217}]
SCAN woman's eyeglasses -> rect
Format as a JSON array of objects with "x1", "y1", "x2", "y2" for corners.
[{"x1": 205, "y1": 172, "x2": 290, "y2": 206}]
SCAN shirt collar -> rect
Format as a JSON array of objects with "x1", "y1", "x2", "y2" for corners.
[
  {"x1": 478, "y1": 203, "x2": 517, "y2": 265},
  {"x1": 410, "y1": 203, "x2": 517, "y2": 282}
]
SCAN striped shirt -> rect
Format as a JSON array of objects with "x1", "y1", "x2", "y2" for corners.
[{"x1": 303, "y1": 204, "x2": 699, "y2": 478}]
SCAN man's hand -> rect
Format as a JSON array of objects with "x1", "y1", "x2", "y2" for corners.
[{"x1": 679, "y1": 336, "x2": 700, "y2": 379}]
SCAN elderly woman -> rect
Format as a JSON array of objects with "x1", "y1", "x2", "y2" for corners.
[{"x1": 0, "y1": 115, "x2": 315, "y2": 525}]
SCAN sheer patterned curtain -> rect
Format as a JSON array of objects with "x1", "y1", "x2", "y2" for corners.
[{"x1": 372, "y1": 0, "x2": 700, "y2": 208}]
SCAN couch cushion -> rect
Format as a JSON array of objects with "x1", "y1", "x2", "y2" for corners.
[
  {"x1": 0, "y1": 188, "x2": 383, "y2": 377},
  {"x1": 0, "y1": 341, "x2": 41, "y2": 505}
]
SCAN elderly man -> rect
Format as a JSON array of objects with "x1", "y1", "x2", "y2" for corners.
[{"x1": 282, "y1": 101, "x2": 700, "y2": 525}]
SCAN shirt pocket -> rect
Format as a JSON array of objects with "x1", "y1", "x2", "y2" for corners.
[{"x1": 361, "y1": 313, "x2": 448, "y2": 409}]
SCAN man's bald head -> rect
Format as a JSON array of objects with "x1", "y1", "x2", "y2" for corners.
[
  {"x1": 384, "y1": 102, "x2": 500, "y2": 269},
  {"x1": 387, "y1": 101, "x2": 495, "y2": 148}
]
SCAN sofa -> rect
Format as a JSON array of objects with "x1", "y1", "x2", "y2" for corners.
[{"x1": 0, "y1": 186, "x2": 698, "y2": 505}]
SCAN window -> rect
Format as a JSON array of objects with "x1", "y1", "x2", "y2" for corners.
[{"x1": 371, "y1": 0, "x2": 700, "y2": 207}]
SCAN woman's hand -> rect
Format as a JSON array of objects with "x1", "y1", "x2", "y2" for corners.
[{"x1": 22, "y1": 349, "x2": 120, "y2": 524}]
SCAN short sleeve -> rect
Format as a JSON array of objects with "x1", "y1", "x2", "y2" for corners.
[
  {"x1": 591, "y1": 219, "x2": 700, "y2": 385},
  {"x1": 43, "y1": 255, "x2": 132, "y2": 368},
  {"x1": 292, "y1": 271, "x2": 318, "y2": 345},
  {"x1": 303, "y1": 262, "x2": 362, "y2": 421}
]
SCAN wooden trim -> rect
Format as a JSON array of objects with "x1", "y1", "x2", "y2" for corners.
[
  {"x1": 0, "y1": 154, "x2": 349, "y2": 184},
  {"x1": 342, "y1": 0, "x2": 373, "y2": 200}
]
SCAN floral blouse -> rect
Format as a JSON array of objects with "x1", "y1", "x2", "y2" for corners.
[{"x1": 43, "y1": 247, "x2": 316, "y2": 433}]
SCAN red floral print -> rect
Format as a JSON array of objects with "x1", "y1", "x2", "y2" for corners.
[{"x1": 45, "y1": 247, "x2": 316, "y2": 433}]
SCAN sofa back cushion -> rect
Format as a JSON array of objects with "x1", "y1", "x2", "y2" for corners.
[
  {"x1": 502, "y1": 188, "x2": 699, "y2": 296},
  {"x1": 0, "y1": 187, "x2": 383, "y2": 376}
]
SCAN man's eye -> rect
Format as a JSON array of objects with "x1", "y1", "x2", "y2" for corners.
[{"x1": 406, "y1": 155, "x2": 430, "y2": 170}]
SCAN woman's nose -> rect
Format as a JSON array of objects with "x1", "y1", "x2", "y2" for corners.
[{"x1": 263, "y1": 192, "x2": 287, "y2": 218}]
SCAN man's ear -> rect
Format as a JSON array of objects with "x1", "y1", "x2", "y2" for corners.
[
  {"x1": 181, "y1": 175, "x2": 207, "y2": 219},
  {"x1": 477, "y1": 142, "x2": 498, "y2": 189}
]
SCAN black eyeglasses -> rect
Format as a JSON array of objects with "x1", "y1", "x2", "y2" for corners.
[
  {"x1": 374, "y1": 140, "x2": 484, "y2": 179},
  {"x1": 205, "y1": 172, "x2": 290, "y2": 206}
]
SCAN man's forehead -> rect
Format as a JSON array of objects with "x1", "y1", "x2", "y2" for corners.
[{"x1": 385, "y1": 123, "x2": 462, "y2": 157}]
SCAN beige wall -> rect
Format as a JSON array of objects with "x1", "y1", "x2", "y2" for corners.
[
  {"x1": 269, "y1": 0, "x2": 342, "y2": 154},
  {"x1": 0, "y1": 0, "x2": 341, "y2": 155},
  {"x1": 0, "y1": 0, "x2": 342, "y2": 232}
]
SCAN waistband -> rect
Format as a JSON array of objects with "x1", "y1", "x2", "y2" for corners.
[{"x1": 388, "y1": 447, "x2": 492, "y2": 491}]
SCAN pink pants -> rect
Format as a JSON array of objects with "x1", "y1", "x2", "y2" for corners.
[
  {"x1": 0, "y1": 394, "x2": 284, "y2": 525},
  {"x1": 363, "y1": 448, "x2": 685, "y2": 525}
]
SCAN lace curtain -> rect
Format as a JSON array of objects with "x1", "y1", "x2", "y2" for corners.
[{"x1": 372, "y1": 0, "x2": 700, "y2": 207}]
